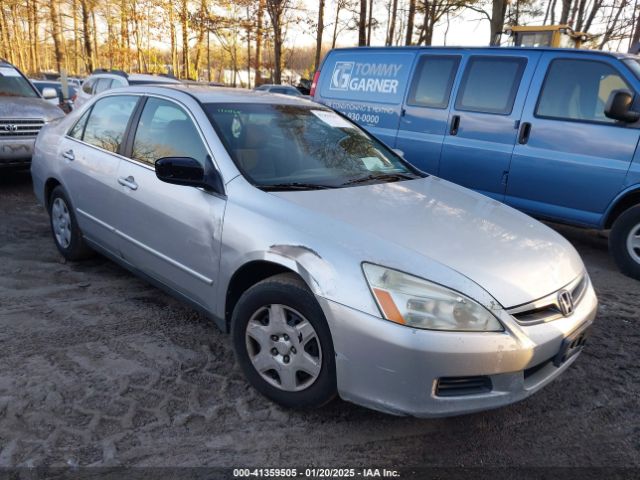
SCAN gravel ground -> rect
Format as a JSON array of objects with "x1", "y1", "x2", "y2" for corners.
[{"x1": 0, "y1": 169, "x2": 638, "y2": 468}]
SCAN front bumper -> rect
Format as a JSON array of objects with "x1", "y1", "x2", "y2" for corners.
[
  {"x1": 317, "y1": 280, "x2": 597, "y2": 417},
  {"x1": 0, "y1": 137, "x2": 35, "y2": 166}
]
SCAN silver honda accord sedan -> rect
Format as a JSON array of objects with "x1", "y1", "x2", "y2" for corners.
[{"x1": 31, "y1": 85, "x2": 597, "y2": 417}]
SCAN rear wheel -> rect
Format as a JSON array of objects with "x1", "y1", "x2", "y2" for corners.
[
  {"x1": 231, "y1": 273, "x2": 337, "y2": 409},
  {"x1": 48, "y1": 186, "x2": 94, "y2": 261},
  {"x1": 609, "y1": 205, "x2": 640, "y2": 281}
]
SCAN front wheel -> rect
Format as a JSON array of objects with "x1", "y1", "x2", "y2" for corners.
[
  {"x1": 609, "y1": 205, "x2": 640, "y2": 281},
  {"x1": 231, "y1": 273, "x2": 337, "y2": 409}
]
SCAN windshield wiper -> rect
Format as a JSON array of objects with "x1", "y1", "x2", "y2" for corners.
[
  {"x1": 259, "y1": 182, "x2": 337, "y2": 191},
  {"x1": 341, "y1": 172, "x2": 420, "y2": 186}
]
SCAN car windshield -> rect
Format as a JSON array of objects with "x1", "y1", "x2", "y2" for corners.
[
  {"x1": 0, "y1": 66, "x2": 38, "y2": 97},
  {"x1": 204, "y1": 103, "x2": 424, "y2": 190}
]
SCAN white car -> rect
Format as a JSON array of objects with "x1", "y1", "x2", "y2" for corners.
[{"x1": 74, "y1": 69, "x2": 180, "y2": 109}]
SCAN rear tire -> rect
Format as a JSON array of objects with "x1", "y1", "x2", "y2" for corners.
[
  {"x1": 609, "y1": 205, "x2": 640, "y2": 281},
  {"x1": 48, "y1": 186, "x2": 94, "y2": 261},
  {"x1": 231, "y1": 273, "x2": 337, "y2": 409}
]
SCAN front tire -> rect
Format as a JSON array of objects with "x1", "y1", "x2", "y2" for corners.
[
  {"x1": 231, "y1": 273, "x2": 337, "y2": 409},
  {"x1": 609, "y1": 205, "x2": 640, "y2": 281},
  {"x1": 48, "y1": 186, "x2": 94, "y2": 261}
]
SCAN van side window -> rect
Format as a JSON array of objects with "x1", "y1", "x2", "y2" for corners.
[
  {"x1": 536, "y1": 59, "x2": 630, "y2": 124},
  {"x1": 131, "y1": 97, "x2": 208, "y2": 168},
  {"x1": 407, "y1": 55, "x2": 460, "y2": 109},
  {"x1": 455, "y1": 56, "x2": 526, "y2": 115},
  {"x1": 83, "y1": 95, "x2": 138, "y2": 153}
]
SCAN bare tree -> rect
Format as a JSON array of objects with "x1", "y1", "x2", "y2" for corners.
[
  {"x1": 265, "y1": 0, "x2": 290, "y2": 83},
  {"x1": 358, "y1": 0, "x2": 366, "y2": 45},
  {"x1": 405, "y1": 0, "x2": 416, "y2": 45}
]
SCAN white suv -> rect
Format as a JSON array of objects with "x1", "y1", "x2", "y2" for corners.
[{"x1": 74, "y1": 69, "x2": 180, "y2": 109}]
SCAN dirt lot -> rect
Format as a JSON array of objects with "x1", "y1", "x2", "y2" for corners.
[{"x1": 0, "y1": 169, "x2": 639, "y2": 469}]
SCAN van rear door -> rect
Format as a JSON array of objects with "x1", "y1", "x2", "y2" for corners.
[
  {"x1": 315, "y1": 49, "x2": 416, "y2": 147},
  {"x1": 439, "y1": 51, "x2": 541, "y2": 201},
  {"x1": 395, "y1": 52, "x2": 462, "y2": 174}
]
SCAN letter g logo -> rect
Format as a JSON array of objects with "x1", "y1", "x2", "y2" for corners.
[{"x1": 330, "y1": 62, "x2": 354, "y2": 91}]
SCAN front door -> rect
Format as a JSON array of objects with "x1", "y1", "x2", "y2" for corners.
[
  {"x1": 506, "y1": 53, "x2": 640, "y2": 226},
  {"x1": 113, "y1": 96, "x2": 225, "y2": 311},
  {"x1": 439, "y1": 52, "x2": 540, "y2": 201}
]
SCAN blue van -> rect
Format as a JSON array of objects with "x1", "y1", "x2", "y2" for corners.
[{"x1": 312, "y1": 46, "x2": 640, "y2": 280}]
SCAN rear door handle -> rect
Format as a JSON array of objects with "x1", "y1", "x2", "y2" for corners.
[
  {"x1": 449, "y1": 115, "x2": 461, "y2": 136},
  {"x1": 118, "y1": 176, "x2": 138, "y2": 191},
  {"x1": 518, "y1": 122, "x2": 532, "y2": 144},
  {"x1": 62, "y1": 149, "x2": 75, "y2": 161}
]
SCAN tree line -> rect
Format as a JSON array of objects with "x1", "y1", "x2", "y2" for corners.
[{"x1": 1, "y1": 0, "x2": 639, "y2": 86}]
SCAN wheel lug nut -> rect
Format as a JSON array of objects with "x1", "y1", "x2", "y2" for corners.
[
  {"x1": 283, "y1": 355, "x2": 290, "y2": 364},
  {"x1": 271, "y1": 348, "x2": 278, "y2": 356},
  {"x1": 291, "y1": 347, "x2": 297, "y2": 354},
  {"x1": 283, "y1": 334, "x2": 289, "y2": 341},
  {"x1": 271, "y1": 335, "x2": 279, "y2": 341}
]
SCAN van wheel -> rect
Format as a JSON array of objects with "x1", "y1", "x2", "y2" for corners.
[
  {"x1": 609, "y1": 205, "x2": 640, "y2": 281},
  {"x1": 48, "y1": 186, "x2": 94, "y2": 261},
  {"x1": 231, "y1": 273, "x2": 337, "y2": 409}
]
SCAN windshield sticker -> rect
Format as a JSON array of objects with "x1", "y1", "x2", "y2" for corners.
[
  {"x1": 361, "y1": 157, "x2": 387, "y2": 171},
  {"x1": 0, "y1": 67, "x2": 20, "y2": 77},
  {"x1": 311, "y1": 110, "x2": 354, "y2": 129}
]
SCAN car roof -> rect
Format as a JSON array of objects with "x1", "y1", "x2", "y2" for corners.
[
  {"x1": 326, "y1": 45, "x2": 630, "y2": 59},
  {"x1": 120, "y1": 84, "x2": 320, "y2": 105},
  {"x1": 127, "y1": 73, "x2": 181, "y2": 83}
]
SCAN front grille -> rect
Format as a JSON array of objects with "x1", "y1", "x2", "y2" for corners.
[
  {"x1": 435, "y1": 376, "x2": 492, "y2": 397},
  {"x1": 508, "y1": 273, "x2": 588, "y2": 325},
  {"x1": 0, "y1": 118, "x2": 45, "y2": 138}
]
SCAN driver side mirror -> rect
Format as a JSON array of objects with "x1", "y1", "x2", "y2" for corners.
[
  {"x1": 605, "y1": 89, "x2": 640, "y2": 123},
  {"x1": 155, "y1": 157, "x2": 224, "y2": 194},
  {"x1": 42, "y1": 87, "x2": 58, "y2": 100}
]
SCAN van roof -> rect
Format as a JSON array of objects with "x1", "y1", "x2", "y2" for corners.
[{"x1": 325, "y1": 45, "x2": 633, "y2": 60}]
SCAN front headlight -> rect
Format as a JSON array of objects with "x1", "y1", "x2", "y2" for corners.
[{"x1": 362, "y1": 263, "x2": 503, "y2": 332}]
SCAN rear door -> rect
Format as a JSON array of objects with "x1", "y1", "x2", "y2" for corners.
[
  {"x1": 113, "y1": 95, "x2": 226, "y2": 311},
  {"x1": 395, "y1": 52, "x2": 462, "y2": 173},
  {"x1": 506, "y1": 52, "x2": 640, "y2": 226},
  {"x1": 439, "y1": 51, "x2": 541, "y2": 201},
  {"x1": 61, "y1": 94, "x2": 140, "y2": 254},
  {"x1": 316, "y1": 49, "x2": 416, "y2": 147}
]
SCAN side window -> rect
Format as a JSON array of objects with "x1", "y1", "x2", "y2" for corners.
[
  {"x1": 82, "y1": 78, "x2": 95, "y2": 94},
  {"x1": 94, "y1": 78, "x2": 113, "y2": 94},
  {"x1": 455, "y1": 56, "x2": 527, "y2": 115},
  {"x1": 407, "y1": 55, "x2": 460, "y2": 109},
  {"x1": 83, "y1": 95, "x2": 138, "y2": 153},
  {"x1": 132, "y1": 97, "x2": 208, "y2": 168},
  {"x1": 111, "y1": 77, "x2": 127, "y2": 88},
  {"x1": 68, "y1": 108, "x2": 91, "y2": 139},
  {"x1": 536, "y1": 59, "x2": 631, "y2": 124}
]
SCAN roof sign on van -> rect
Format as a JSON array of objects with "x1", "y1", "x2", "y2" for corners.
[{"x1": 320, "y1": 52, "x2": 414, "y2": 105}]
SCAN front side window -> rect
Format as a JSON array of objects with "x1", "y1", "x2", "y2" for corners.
[
  {"x1": 205, "y1": 103, "x2": 423, "y2": 190},
  {"x1": 82, "y1": 78, "x2": 95, "y2": 94},
  {"x1": 455, "y1": 56, "x2": 526, "y2": 115},
  {"x1": 83, "y1": 96, "x2": 138, "y2": 153},
  {"x1": 132, "y1": 97, "x2": 208, "y2": 167},
  {"x1": 537, "y1": 59, "x2": 631, "y2": 123},
  {"x1": 407, "y1": 55, "x2": 460, "y2": 109},
  {"x1": 94, "y1": 78, "x2": 113, "y2": 94},
  {"x1": 0, "y1": 65, "x2": 38, "y2": 98}
]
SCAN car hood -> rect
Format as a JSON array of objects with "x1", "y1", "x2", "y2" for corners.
[
  {"x1": 273, "y1": 176, "x2": 584, "y2": 308},
  {"x1": 0, "y1": 96, "x2": 64, "y2": 121}
]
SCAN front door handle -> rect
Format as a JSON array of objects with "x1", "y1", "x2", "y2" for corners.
[
  {"x1": 62, "y1": 149, "x2": 75, "y2": 161},
  {"x1": 518, "y1": 122, "x2": 532, "y2": 144},
  {"x1": 450, "y1": 115, "x2": 461, "y2": 136},
  {"x1": 118, "y1": 176, "x2": 138, "y2": 191}
]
